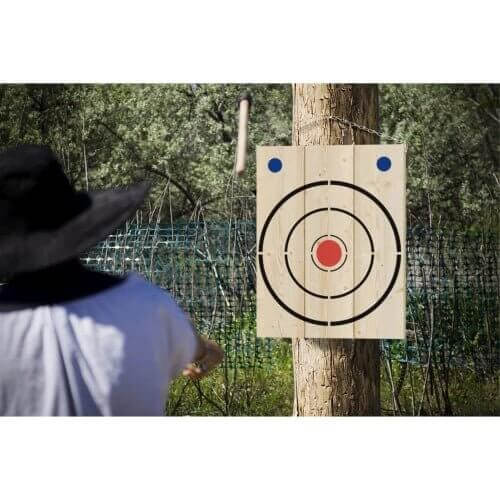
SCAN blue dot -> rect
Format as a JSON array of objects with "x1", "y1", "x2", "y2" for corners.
[
  {"x1": 377, "y1": 156, "x2": 391, "y2": 171},
  {"x1": 268, "y1": 157, "x2": 282, "y2": 173}
]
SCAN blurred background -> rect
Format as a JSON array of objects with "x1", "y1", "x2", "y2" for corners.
[{"x1": 0, "y1": 83, "x2": 498, "y2": 415}]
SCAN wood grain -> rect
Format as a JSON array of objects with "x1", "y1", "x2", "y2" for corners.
[
  {"x1": 353, "y1": 144, "x2": 406, "y2": 339},
  {"x1": 304, "y1": 146, "x2": 354, "y2": 338},
  {"x1": 292, "y1": 83, "x2": 381, "y2": 417},
  {"x1": 257, "y1": 144, "x2": 406, "y2": 340},
  {"x1": 257, "y1": 146, "x2": 305, "y2": 338}
]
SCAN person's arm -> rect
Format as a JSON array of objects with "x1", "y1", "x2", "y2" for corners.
[{"x1": 182, "y1": 335, "x2": 224, "y2": 380}]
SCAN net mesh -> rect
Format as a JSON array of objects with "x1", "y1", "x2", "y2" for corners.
[
  {"x1": 83, "y1": 222, "x2": 499, "y2": 374},
  {"x1": 83, "y1": 222, "x2": 269, "y2": 368}
]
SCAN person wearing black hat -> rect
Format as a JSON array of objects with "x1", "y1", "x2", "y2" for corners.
[{"x1": 0, "y1": 145, "x2": 223, "y2": 416}]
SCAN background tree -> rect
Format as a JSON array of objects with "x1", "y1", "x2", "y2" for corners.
[
  {"x1": 380, "y1": 84, "x2": 499, "y2": 229},
  {"x1": 292, "y1": 83, "x2": 380, "y2": 416},
  {"x1": 0, "y1": 83, "x2": 497, "y2": 417},
  {"x1": 0, "y1": 84, "x2": 292, "y2": 220},
  {"x1": 0, "y1": 83, "x2": 497, "y2": 227}
]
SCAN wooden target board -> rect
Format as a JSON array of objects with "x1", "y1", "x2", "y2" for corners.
[{"x1": 257, "y1": 145, "x2": 406, "y2": 339}]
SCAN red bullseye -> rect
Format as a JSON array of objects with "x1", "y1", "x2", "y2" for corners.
[{"x1": 316, "y1": 239, "x2": 342, "y2": 267}]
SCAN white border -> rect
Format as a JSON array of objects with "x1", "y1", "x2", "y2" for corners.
[
  {"x1": 1, "y1": 417, "x2": 498, "y2": 500},
  {"x1": 0, "y1": 2, "x2": 497, "y2": 498},
  {"x1": 1, "y1": 1, "x2": 498, "y2": 82}
]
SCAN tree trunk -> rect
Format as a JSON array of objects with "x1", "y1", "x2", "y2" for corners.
[{"x1": 292, "y1": 84, "x2": 380, "y2": 416}]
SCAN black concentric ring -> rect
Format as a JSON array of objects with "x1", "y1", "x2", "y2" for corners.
[
  {"x1": 284, "y1": 207, "x2": 374, "y2": 299},
  {"x1": 258, "y1": 180, "x2": 401, "y2": 326}
]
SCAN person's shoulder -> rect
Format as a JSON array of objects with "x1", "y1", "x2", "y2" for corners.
[
  {"x1": 120, "y1": 273, "x2": 177, "y2": 307},
  {"x1": 123, "y1": 273, "x2": 192, "y2": 329},
  {"x1": 90, "y1": 272, "x2": 188, "y2": 326}
]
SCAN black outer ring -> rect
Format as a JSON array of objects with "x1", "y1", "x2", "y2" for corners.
[
  {"x1": 284, "y1": 208, "x2": 375, "y2": 299},
  {"x1": 258, "y1": 181, "x2": 402, "y2": 326},
  {"x1": 310, "y1": 233, "x2": 348, "y2": 273}
]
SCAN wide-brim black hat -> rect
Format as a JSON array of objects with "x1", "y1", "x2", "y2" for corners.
[{"x1": 0, "y1": 144, "x2": 150, "y2": 276}]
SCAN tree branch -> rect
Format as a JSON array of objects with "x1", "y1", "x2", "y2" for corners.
[{"x1": 96, "y1": 120, "x2": 198, "y2": 209}]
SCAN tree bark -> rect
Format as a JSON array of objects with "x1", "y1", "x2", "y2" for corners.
[{"x1": 292, "y1": 84, "x2": 380, "y2": 416}]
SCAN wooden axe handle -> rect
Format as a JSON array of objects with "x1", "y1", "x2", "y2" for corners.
[{"x1": 235, "y1": 93, "x2": 252, "y2": 176}]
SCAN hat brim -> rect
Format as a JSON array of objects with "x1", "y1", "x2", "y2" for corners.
[{"x1": 0, "y1": 181, "x2": 150, "y2": 277}]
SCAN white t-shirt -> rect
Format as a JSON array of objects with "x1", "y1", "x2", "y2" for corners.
[{"x1": 0, "y1": 273, "x2": 198, "y2": 416}]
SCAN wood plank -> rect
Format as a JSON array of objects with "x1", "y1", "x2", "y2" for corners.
[
  {"x1": 256, "y1": 144, "x2": 407, "y2": 340},
  {"x1": 257, "y1": 146, "x2": 305, "y2": 338},
  {"x1": 304, "y1": 146, "x2": 354, "y2": 339},
  {"x1": 353, "y1": 145, "x2": 406, "y2": 339}
]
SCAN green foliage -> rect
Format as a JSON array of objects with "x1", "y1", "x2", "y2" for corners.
[
  {"x1": 1, "y1": 83, "x2": 496, "y2": 228},
  {"x1": 380, "y1": 84, "x2": 499, "y2": 228},
  {"x1": 166, "y1": 334, "x2": 498, "y2": 416},
  {"x1": 166, "y1": 340, "x2": 293, "y2": 416},
  {"x1": 0, "y1": 83, "x2": 292, "y2": 220},
  {"x1": 381, "y1": 362, "x2": 499, "y2": 416}
]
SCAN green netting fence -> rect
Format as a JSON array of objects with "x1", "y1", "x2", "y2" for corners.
[
  {"x1": 82, "y1": 222, "x2": 499, "y2": 377},
  {"x1": 83, "y1": 222, "x2": 265, "y2": 368}
]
